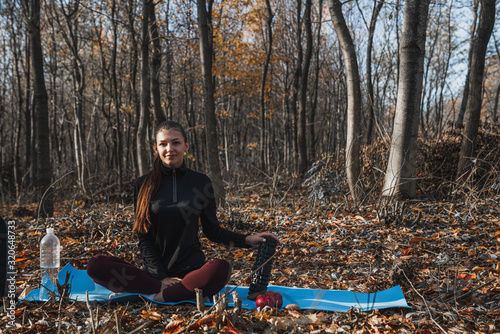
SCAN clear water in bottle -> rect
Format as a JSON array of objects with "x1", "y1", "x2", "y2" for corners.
[{"x1": 40, "y1": 227, "x2": 60, "y2": 299}]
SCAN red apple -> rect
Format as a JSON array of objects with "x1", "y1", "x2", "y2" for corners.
[
  {"x1": 255, "y1": 294, "x2": 271, "y2": 308},
  {"x1": 255, "y1": 291, "x2": 284, "y2": 309},
  {"x1": 265, "y1": 291, "x2": 283, "y2": 308}
]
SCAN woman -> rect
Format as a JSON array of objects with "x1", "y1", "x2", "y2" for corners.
[{"x1": 87, "y1": 120, "x2": 279, "y2": 302}]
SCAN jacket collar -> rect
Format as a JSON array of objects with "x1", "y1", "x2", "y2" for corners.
[{"x1": 160, "y1": 162, "x2": 188, "y2": 176}]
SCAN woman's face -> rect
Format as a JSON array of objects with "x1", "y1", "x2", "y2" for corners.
[{"x1": 155, "y1": 129, "x2": 189, "y2": 169}]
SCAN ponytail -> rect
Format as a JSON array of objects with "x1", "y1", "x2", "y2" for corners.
[{"x1": 133, "y1": 156, "x2": 162, "y2": 233}]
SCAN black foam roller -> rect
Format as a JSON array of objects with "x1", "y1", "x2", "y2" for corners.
[{"x1": 247, "y1": 238, "x2": 277, "y2": 300}]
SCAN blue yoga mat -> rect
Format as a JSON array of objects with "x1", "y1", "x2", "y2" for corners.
[{"x1": 24, "y1": 264, "x2": 410, "y2": 312}]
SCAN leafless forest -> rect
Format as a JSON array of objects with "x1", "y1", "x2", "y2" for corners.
[{"x1": 0, "y1": 0, "x2": 498, "y2": 210}]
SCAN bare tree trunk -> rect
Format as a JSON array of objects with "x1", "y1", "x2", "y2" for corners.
[
  {"x1": 455, "y1": 0, "x2": 479, "y2": 129},
  {"x1": 8, "y1": 3, "x2": 24, "y2": 203},
  {"x1": 197, "y1": 0, "x2": 226, "y2": 205},
  {"x1": 26, "y1": 0, "x2": 53, "y2": 217},
  {"x1": 137, "y1": 0, "x2": 152, "y2": 177},
  {"x1": 283, "y1": 60, "x2": 292, "y2": 175},
  {"x1": 29, "y1": 93, "x2": 37, "y2": 187},
  {"x1": 183, "y1": 72, "x2": 200, "y2": 169},
  {"x1": 457, "y1": 0, "x2": 495, "y2": 180},
  {"x1": 309, "y1": 0, "x2": 324, "y2": 158},
  {"x1": 71, "y1": 18, "x2": 86, "y2": 194},
  {"x1": 111, "y1": 0, "x2": 122, "y2": 190},
  {"x1": 48, "y1": 20, "x2": 61, "y2": 168},
  {"x1": 126, "y1": 0, "x2": 140, "y2": 174},
  {"x1": 95, "y1": 18, "x2": 112, "y2": 174},
  {"x1": 298, "y1": 0, "x2": 313, "y2": 176},
  {"x1": 24, "y1": 31, "x2": 33, "y2": 187},
  {"x1": 290, "y1": 0, "x2": 302, "y2": 176},
  {"x1": 436, "y1": 3, "x2": 454, "y2": 135},
  {"x1": 164, "y1": 0, "x2": 173, "y2": 120},
  {"x1": 394, "y1": 0, "x2": 401, "y2": 98},
  {"x1": 366, "y1": 0, "x2": 384, "y2": 145},
  {"x1": 491, "y1": 35, "x2": 499, "y2": 124},
  {"x1": 150, "y1": 2, "x2": 164, "y2": 126},
  {"x1": 420, "y1": 9, "x2": 440, "y2": 138},
  {"x1": 382, "y1": 0, "x2": 430, "y2": 200},
  {"x1": 259, "y1": 0, "x2": 274, "y2": 171},
  {"x1": 328, "y1": 0, "x2": 363, "y2": 202}
]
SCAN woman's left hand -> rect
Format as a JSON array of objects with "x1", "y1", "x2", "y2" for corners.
[{"x1": 245, "y1": 232, "x2": 281, "y2": 247}]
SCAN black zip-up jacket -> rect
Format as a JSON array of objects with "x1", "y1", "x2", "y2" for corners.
[{"x1": 134, "y1": 163, "x2": 249, "y2": 280}]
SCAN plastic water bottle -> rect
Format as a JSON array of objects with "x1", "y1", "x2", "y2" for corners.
[{"x1": 40, "y1": 227, "x2": 60, "y2": 299}]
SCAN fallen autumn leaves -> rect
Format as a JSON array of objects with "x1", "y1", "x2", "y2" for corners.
[{"x1": 1, "y1": 189, "x2": 499, "y2": 333}]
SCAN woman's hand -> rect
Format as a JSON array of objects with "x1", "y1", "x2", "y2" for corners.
[
  {"x1": 154, "y1": 277, "x2": 182, "y2": 302},
  {"x1": 245, "y1": 232, "x2": 281, "y2": 247},
  {"x1": 161, "y1": 277, "x2": 181, "y2": 289}
]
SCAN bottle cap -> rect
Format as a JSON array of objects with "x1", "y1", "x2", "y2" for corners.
[{"x1": 47, "y1": 227, "x2": 54, "y2": 234}]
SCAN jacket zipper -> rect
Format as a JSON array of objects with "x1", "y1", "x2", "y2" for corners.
[{"x1": 173, "y1": 169, "x2": 177, "y2": 203}]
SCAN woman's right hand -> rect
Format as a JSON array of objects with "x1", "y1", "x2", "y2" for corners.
[
  {"x1": 154, "y1": 277, "x2": 182, "y2": 302},
  {"x1": 161, "y1": 277, "x2": 181, "y2": 288}
]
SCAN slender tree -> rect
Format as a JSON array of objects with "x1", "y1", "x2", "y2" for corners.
[
  {"x1": 455, "y1": 0, "x2": 479, "y2": 129},
  {"x1": 259, "y1": 0, "x2": 274, "y2": 171},
  {"x1": 290, "y1": 0, "x2": 303, "y2": 176},
  {"x1": 382, "y1": 0, "x2": 430, "y2": 200},
  {"x1": 308, "y1": 0, "x2": 324, "y2": 159},
  {"x1": 150, "y1": 2, "x2": 164, "y2": 126},
  {"x1": 8, "y1": 3, "x2": 25, "y2": 202},
  {"x1": 137, "y1": 0, "x2": 152, "y2": 176},
  {"x1": 366, "y1": 0, "x2": 385, "y2": 145},
  {"x1": 25, "y1": 19, "x2": 33, "y2": 187},
  {"x1": 110, "y1": 0, "x2": 123, "y2": 190},
  {"x1": 492, "y1": 35, "x2": 500, "y2": 124},
  {"x1": 125, "y1": 0, "x2": 140, "y2": 172},
  {"x1": 197, "y1": 0, "x2": 226, "y2": 204},
  {"x1": 26, "y1": 0, "x2": 53, "y2": 216},
  {"x1": 457, "y1": 0, "x2": 496, "y2": 180},
  {"x1": 328, "y1": 0, "x2": 363, "y2": 202},
  {"x1": 298, "y1": 0, "x2": 313, "y2": 176}
]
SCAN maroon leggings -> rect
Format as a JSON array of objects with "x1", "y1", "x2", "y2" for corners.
[{"x1": 86, "y1": 254, "x2": 230, "y2": 302}]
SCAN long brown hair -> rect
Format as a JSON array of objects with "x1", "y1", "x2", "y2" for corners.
[{"x1": 133, "y1": 121, "x2": 187, "y2": 234}]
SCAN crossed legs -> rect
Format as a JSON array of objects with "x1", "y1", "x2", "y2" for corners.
[{"x1": 86, "y1": 255, "x2": 230, "y2": 302}]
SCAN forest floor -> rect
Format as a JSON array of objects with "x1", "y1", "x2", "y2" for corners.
[
  {"x1": 1, "y1": 127, "x2": 499, "y2": 333},
  {"x1": 2, "y1": 193, "x2": 500, "y2": 333}
]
